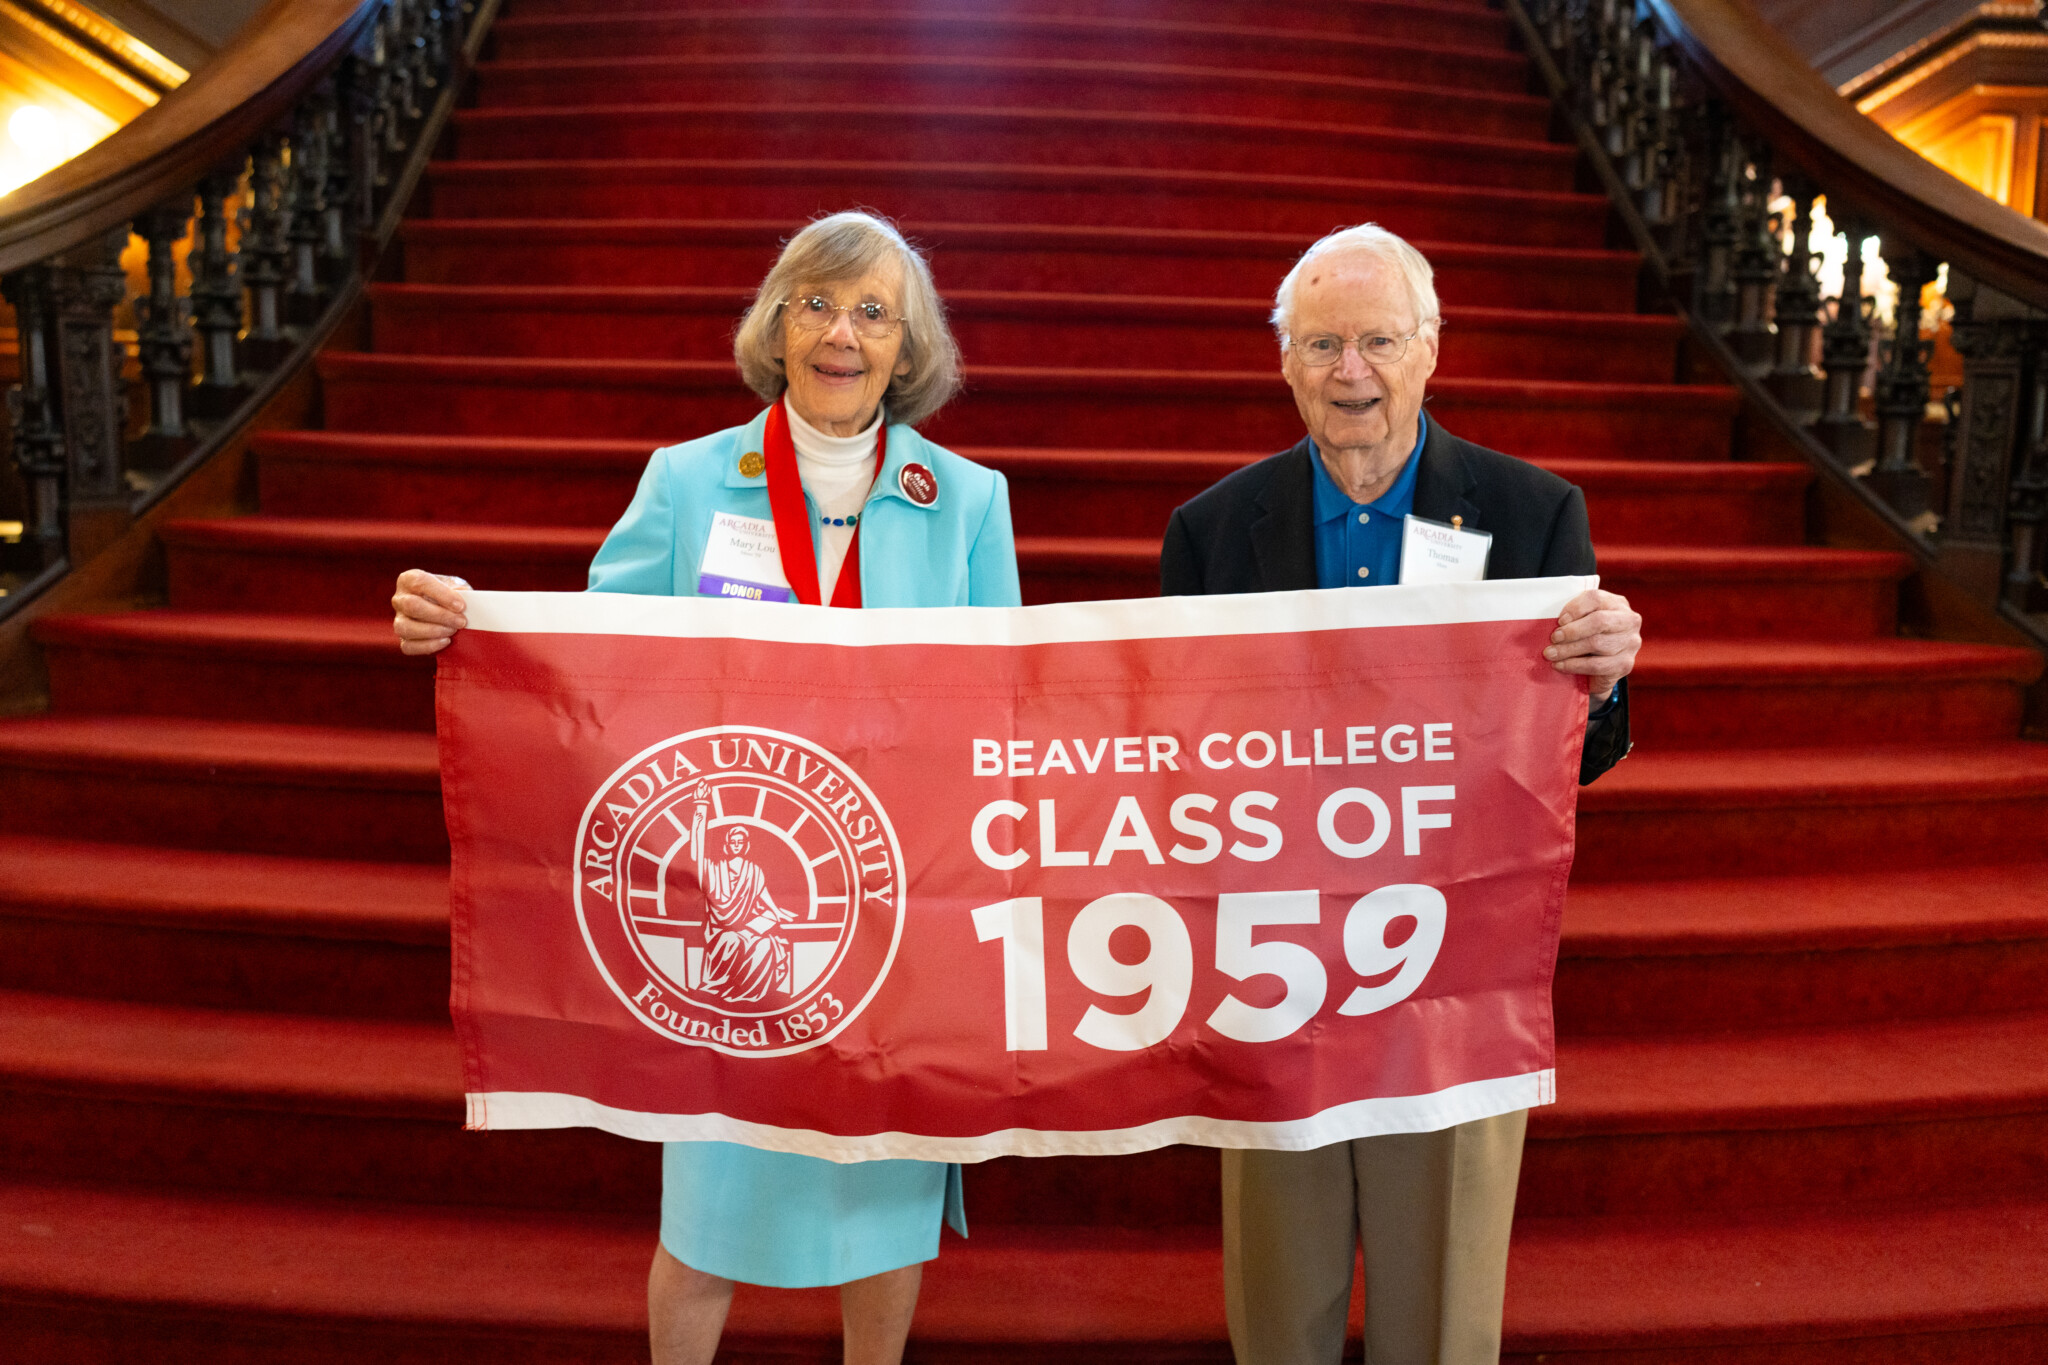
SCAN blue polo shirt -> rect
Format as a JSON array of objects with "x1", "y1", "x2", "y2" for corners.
[
  {"x1": 1311, "y1": 413, "x2": 1427, "y2": 590},
  {"x1": 1312, "y1": 418, "x2": 1623, "y2": 718}
]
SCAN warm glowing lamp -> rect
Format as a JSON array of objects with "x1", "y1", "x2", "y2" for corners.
[{"x1": 8, "y1": 104, "x2": 65, "y2": 161}]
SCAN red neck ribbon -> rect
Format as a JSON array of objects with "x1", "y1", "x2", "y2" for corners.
[{"x1": 762, "y1": 398, "x2": 886, "y2": 608}]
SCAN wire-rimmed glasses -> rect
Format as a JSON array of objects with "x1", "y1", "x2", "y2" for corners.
[
  {"x1": 1287, "y1": 328, "x2": 1423, "y2": 367},
  {"x1": 783, "y1": 293, "x2": 907, "y2": 339}
]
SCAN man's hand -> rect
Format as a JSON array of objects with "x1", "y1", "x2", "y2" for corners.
[
  {"x1": 1545, "y1": 588, "x2": 1641, "y2": 705},
  {"x1": 392, "y1": 569, "x2": 472, "y2": 656}
]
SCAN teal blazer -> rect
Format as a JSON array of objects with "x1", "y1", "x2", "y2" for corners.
[
  {"x1": 588, "y1": 406, "x2": 1022, "y2": 608},
  {"x1": 589, "y1": 405, "x2": 1008, "y2": 1280}
]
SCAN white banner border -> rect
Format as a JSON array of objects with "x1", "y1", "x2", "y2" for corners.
[
  {"x1": 460, "y1": 577, "x2": 1599, "y2": 648},
  {"x1": 465, "y1": 1070, "x2": 1555, "y2": 1162}
]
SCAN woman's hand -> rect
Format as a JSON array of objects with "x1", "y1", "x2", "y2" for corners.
[{"x1": 392, "y1": 569, "x2": 472, "y2": 656}]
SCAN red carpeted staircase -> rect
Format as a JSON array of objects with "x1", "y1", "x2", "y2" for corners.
[{"x1": 5, "y1": 1, "x2": 2048, "y2": 1360}]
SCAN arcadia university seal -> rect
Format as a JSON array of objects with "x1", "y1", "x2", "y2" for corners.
[{"x1": 573, "y1": 725, "x2": 906, "y2": 1056}]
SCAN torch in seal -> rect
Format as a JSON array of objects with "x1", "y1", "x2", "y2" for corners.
[{"x1": 688, "y1": 779, "x2": 710, "y2": 866}]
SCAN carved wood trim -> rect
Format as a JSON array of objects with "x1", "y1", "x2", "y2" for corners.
[{"x1": 1655, "y1": 0, "x2": 2048, "y2": 311}]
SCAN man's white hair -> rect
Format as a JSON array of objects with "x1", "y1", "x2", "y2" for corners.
[{"x1": 1270, "y1": 223, "x2": 1441, "y2": 345}]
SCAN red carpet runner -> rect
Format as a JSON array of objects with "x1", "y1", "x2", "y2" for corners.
[{"x1": 4, "y1": 1, "x2": 2047, "y2": 1360}]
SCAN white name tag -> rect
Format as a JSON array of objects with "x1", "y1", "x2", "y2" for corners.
[
  {"x1": 1399, "y1": 514, "x2": 1492, "y2": 585},
  {"x1": 697, "y1": 512, "x2": 794, "y2": 603}
]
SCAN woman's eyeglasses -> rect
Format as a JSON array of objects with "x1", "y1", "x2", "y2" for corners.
[{"x1": 783, "y1": 293, "x2": 906, "y2": 338}]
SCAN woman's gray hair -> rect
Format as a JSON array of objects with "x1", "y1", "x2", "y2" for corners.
[
  {"x1": 733, "y1": 211, "x2": 963, "y2": 427},
  {"x1": 1270, "y1": 223, "x2": 1441, "y2": 347}
]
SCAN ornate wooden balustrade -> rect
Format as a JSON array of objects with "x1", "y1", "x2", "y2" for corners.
[
  {"x1": 1509, "y1": 0, "x2": 2048, "y2": 636},
  {"x1": 0, "y1": 0, "x2": 495, "y2": 618}
]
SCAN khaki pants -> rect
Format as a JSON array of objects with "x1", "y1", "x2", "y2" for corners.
[{"x1": 1221, "y1": 1110, "x2": 1528, "y2": 1365}]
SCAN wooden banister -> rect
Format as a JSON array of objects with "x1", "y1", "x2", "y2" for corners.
[
  {"x1": 0, "y1": 0, "x2": 488, "y2": 630},
  {"x1": 1509, "y1": 0, "x2": 2048, "y2": 659},
  {"x1": 0, "y1": 0, "x2": 381, "y2": 277},
  {"x1": 1653, "y1": 0, "x2": 2048, "y2": 311}
]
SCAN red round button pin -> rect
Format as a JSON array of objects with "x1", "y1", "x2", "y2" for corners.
[{"x1": 899, "y1": 462, "x2": 937, "y2": 506}]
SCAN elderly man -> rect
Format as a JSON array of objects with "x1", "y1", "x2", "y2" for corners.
[{"x1": 1160, "y1": 223, "x2": 1641, "y2": 1365}]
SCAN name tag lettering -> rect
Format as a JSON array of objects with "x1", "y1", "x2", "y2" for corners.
[
  {"x1": 697, "y1": 511, "x2": 795, "y2": 603},
  {"x1": 1399, "y1": 514, "x2": 1492, "y2": 585}
]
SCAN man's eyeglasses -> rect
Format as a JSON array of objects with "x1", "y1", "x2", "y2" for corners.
[
  {"x1": 783, "y1": 293, "x2": 907, "y2": 339},
  {"x1": 1288, "y1": 329, "x2": 1423, "y2": 367}
]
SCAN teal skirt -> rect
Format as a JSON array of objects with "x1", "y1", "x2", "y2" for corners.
[{"x1": 659, "y1": 1141, "x2": 968, "y2": 1288}]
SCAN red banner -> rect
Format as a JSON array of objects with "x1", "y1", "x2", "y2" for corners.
[{"x1": 441, "y1": 580, "x2": 1593, "y2": 1159}]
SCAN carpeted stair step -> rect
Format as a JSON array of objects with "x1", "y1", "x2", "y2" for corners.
[
  {"x1": 1557, "y1": 862, "x2": 2048, "y2": 1033},
  {"x1": 1014, "y1": 537, "x2": 1909, "y2": 637},
  {"x1": 26, "y1": 610, "x2": 447, "y2": 733},
  {"x1": 996, "y1": 454, "x2": 1804, "y2": 546},
  {"x1": 1574, "y1": 744, "x2": 2048, "y2": 879},
  {"x1": 8, "y1": 1189, "x2": 2047, "y2": 1364},
  {"x1": 0, "y1": 991, "x2": 1216, "y2": 1222},
  {"x1": 76, "y1": 606, "x2": 2019, "y2": 751},
  {"x1": 0, "y1": 836, "x2": 447, "y2": 1019},
  {"x1": 1014, "y1": 541, "x2": 1912, "y2": 634},
  {"x1": 34, "y1": 612, "x2": 433, "y2": 730},
  {"x1": 8, "y1": 828, "x2": 2039, "y2": 1041},
  {"x1": 6, "y1": 1, "x2": 2043, "y2": 1354},
  {"x1": 1625, "y1": 638, "x2": 2041, "y2": 749},
  {"x1": 1574, "y1": 546, "x2": 1911, "y2": 640},
  {"x1": 489, "y1": 10, "x2": 1524, "y2": 82},
  {"x1": 4, "y1": 981, "x2": 2041, "y2": 1225},
  {"x1": 0, "y1": 1179, "x2": 1249, "y2": 1365},
  {"x1": 0, "y1": 991, "x2": 658, "y2": 1213},
  {"x1": 315, "y1": 353, "x2": 1738, "y2": 461},
  {"x1": 509, "y1": 0, "x2": 1496, "y2": 14},
  {"x1": 253, "y1": 432, "x2": 651, "y2": 528},
  {"x1": 0, "y1": 1179, "x2": 657, "y2": 1365},
  {"x1": 368, "y1": 285, "x2": 1685, "y2": 382},
  {"x1": 469, "y1": 54, "x2": 1553, "y2": 137},
  {"x1": 0, "y1": 716, "x2": 442, "y2": 861},
  {"x1": 152, "y1": 518, "x2": 1899, "y2": 634},
  {"x1": 448, "y1": 105, "x2": 1580, "y2": 192},
  {"x1": 952, "y1": 371, "x2": 1739, "y2": 462},
  {"x1": 159, "y1": 518, "x2": 603, "y2": 617},
  {"x1": 1525, "y1": 1010, "x2": 2048, "y2": 1216},
  {"x1": 396, "y1": 220, "x2": 1644, "y2": 309},
  {"x1": 503, "y1": 0, "x2": 1506, "y2": 37},
  {"x1": 1500, "y1": 1197, "x2": 2048, "y2": 1362},
  {"x1": 422, "y1": 160, "x2": 1612, "y2": 245},
  {"x1": 254, "y1": 434, "x2": 1805, "y2": 545}
]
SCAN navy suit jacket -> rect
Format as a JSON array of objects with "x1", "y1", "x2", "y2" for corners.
[{"x1": 1159, "y1": 419, "x2": 1631, "y2": 785}]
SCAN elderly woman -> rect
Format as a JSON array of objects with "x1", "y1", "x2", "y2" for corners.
[{"x1": 392, "y1": 211, "x2": 1020, "y2": 1365}]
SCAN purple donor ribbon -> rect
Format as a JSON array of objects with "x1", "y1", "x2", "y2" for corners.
[{"x1": 696, "y1": 572, "x2": 795, "y2": 604}]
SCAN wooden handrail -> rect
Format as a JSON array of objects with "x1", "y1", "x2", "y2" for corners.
[
  {"x1": 1653, "y1": 0, "x2": 2048, "y2": 310},
  {"x1": 0, "y1": 0, "x2": 379, "y2": 277}
]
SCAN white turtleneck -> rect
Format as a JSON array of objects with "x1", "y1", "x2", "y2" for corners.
[{"x1": 787, "y1": 402, "x2": 883, "y2": 602}]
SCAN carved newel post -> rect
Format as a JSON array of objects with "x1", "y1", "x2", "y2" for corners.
[
  {"x1": 1941, "y1": 273, "x2": 2039, "y2": 602},
  {"x1": 1865, "y1": 241, "x2": 1938, "y2": 522},
  {"x1": 47, "y1": 231, "x2": 133, "y2": 560}
]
